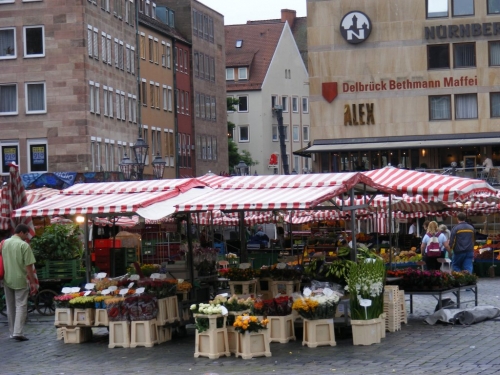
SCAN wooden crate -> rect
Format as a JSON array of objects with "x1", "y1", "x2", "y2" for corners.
[{"x1": 39, "y1": 259, "x2": 79, "y2": 280}]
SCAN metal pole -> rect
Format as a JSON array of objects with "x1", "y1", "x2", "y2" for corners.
[
  {"x1": 350, "y1": 188, "x2": 357, "y2": 262},
  {"x1": 389, "y1": 195, "x2": 393, "y2": 270},
  {"x1": 275, "y1": 107, "x2": 290, "y2": 175},
  {"x1": 84, "y1": 214, "x2": 91, "y2": 283},
  {"x1": 186, "y1": 214, "x2": 195, "y2": 299},
  {"x1": 239, "y1": 211, "x2": 247, "y2": 262}
]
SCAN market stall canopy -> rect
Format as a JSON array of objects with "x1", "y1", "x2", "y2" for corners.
[
  {"x1": 364, "y1": 166, "x2": 497, "y2": 201},
  {"x1": 13, "y1": 178, "x2": 208, "y2": 218}
]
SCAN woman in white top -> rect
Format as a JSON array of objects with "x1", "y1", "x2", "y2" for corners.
[{"x1": 420, "y1": 221, "x2": 449, "y2": 271}]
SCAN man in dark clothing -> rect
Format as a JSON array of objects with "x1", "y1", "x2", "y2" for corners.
[{"x1": 449, "y1": 212, "x2": 475, "y2": 273}]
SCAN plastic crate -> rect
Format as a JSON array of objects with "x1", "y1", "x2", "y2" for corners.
[{"x1": 39, "y1": 259, "x2": 80, "y2": 280}]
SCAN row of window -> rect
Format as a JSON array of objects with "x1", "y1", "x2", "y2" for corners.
[
  {"x1": 88, "y1": 0, "x2": 135, "y2": 25},
  {"x1": 236, "y1": 124, "x2": 310, "y2": 143},
  {"x1": 194, "y1": 52, "x2": 215, "y2": 81},
  {"x1": 225, "y1": 67, "x2": 247, "y2": 81},
  {"x1": 87, "y1": 25, "x2": 136, "y2": 74},
  {"x1": 194, "y1": 93, "x2": 217, "y2": 121},
  {"x1": 196, "y1": 135, "x2": 218, "y2": 161},
  {"x1": 175, "y1": 89, "x2": 190, "y2": 115},
  {"x1": 227, "y1": 95, "x2": 309, "y2": 114},
  {"x1": 88, "y1": 81, "x2": 137, "y2": 123},
  {"x1": 178, "y1": 133, "x2": 192, "y2": 169},
  {"x1": 429, "y1": 92, "x2": 500, "y2": 119},
  {"x1": 174, "y1": 46, "x2": 189, "y2": 74},
  {"x1": 428, "y1": 41, "x2": 500, "y2": 69},
  {"x1": 0, "y1": 139, "x2": 48, "y2": 175},
  {"x1": 427, "y1": 0, "x2": 500, "y2": 18},
  {"x1": 0, "y1": 82, "x2": 46, "y2": 115},
  {"x1": 192, "y1": 8, "x2": 215, "y2": 43},
  {"x1": 0, "y1": 25, "x2": 44, "y2": 59}
]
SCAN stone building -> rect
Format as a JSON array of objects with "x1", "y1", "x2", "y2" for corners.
[
  {"x1": 306, "y1": 0, "x2": 500, "y2": 176},
  {"x1": 0, "y1": 0, "x2": 138, "y2": 175},
  {"x1": 157, "y1": 0, "x2": 228, "y2": 176}
]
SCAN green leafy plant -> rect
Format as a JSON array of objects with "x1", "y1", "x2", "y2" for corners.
[{"x1": 31, "y1": 224, "x2": 83, "y2": 264}]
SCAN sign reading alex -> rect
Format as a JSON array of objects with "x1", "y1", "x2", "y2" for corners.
[
  {"x1": 340, "y1": 11, "x2": 372, "y2": 44},
  {"x1": 344, "y1": 104, "x2": 375, "y2": 126}
]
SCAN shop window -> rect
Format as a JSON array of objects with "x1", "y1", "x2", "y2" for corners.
[
  {"x1": 489, "y1": 41, "x2": 500, "y2": 66},
  {"x1": 226, "y1": 67, "x2": 234, "y2": 80},
  {"x1": 488, "y1": 0, "x2": 500, "y2": 14},
  {"x1": 455, "y1": 93, "x2": 477, "y2": 119},
  {"x1": 238, "y1": 95, "x2": 248, "y2": 112},
  {"x1": 2, "y1": 143, "x2": 19, "y2": 174},
  {"x1": 427, "y1": 0, "x2": 448, "y2": 18},
  {"x1": 490, "y1": 92, "x2": 500, "y2": 117},
  {"x1": 428, "y1": 44, "x2": 450, "y2": 69},
  {"x1": 452, "y1": 0, "x2": 474, "y2": 16},
  {"x1": 429, "y1": 95, "x2": 451, "y2": 120},
  {"x1": 238, "y1": 126, "x2": 249, "y2": 142},
  {"x1": 454, "y1": 43, "x2": 475, "y2": 68}
]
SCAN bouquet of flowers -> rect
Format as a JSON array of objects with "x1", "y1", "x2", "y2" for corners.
[
  {"x1": 124, "y1": 295, "x2": 158, "y2": 321},
  {"x1": 224, "y1": 295, "x2": 254, "y2": 312},
  {"x1": 69, "y1": 296, "x2": 95, "y2": 309},
  {"x1": 127, "y1": 263, "x2": 161, "y2": 277},
  {"x1": 92, "y1": 278, "x2": 118, "y2": 291},
  {"x1": 226, "y1": 268, "x2": 256, "y2": 282},
  {"x1": 137, "y1": 278, "x2": 178, "y2": 298},
  {"x1": 193, "y1": 247, "x2": 218, "y2": 266},
  {"x1": 94, "y1": 295, "x2": 112, "y2": 309},
  {"x1": 292, "y1": 293, "x2": 340, "y2": 319},
  {"x1": 190, "y1": 302, "x2": 226, "y2": 332},
  {"x1": 233, "y1": 314, "x2": 269, "y2": 334},
  {"x1": 346, "y1": 259, "x2": 385, "y2": 320},
  {"x1": 269, "y1": 266, "x2": 302, "y2": 281},
  {"x1": 252, "y1": 296, "x2": 293, "y2": 316},
  {"x1": 104, "y1": 297, "x2": 127, "y2": 321},
  {"x1": 54, "y1": 294, "x2": 76, "y2": 308}
]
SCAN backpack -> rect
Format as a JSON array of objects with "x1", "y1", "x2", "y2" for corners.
[{"x1": 426, "y1": 233, "x2": 441, "y2": 257}]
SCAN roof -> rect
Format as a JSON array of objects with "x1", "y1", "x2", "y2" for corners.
[
  {"x1": 246, "y1": 16, "x2": 308, "y2": 70},
  {"x1": 225, "y1": 22, "x2": 284, "y2": 91},
  {"x1": 139, "y1": 13, "x2": 190, "y2": 44}
]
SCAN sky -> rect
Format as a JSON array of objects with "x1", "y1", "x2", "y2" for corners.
[{"x1": 197, "y1": 0, "x2": 307, "y2": 25}]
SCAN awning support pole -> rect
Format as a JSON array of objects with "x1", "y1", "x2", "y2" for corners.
[
  {"x1": 84, "y1": 214, "x2": 91, "y2": 283},
  {"x1": 186, "y1": 214, "x2": 195, "y2": 299},
  {"x1": 389, "y1": 195, "x2": 393, "y2": 270},
  {"x1": 239, "y1": 211, "x2": 247, "y2": 262},
  {"x1": 350, "y1": 188, "x2": 357, "y2": 262}
]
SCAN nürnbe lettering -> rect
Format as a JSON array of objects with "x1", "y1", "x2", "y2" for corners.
[
  {"x1": 342, "y1": 76, "x2": 477, "y2": 93},
  {"x1": 425, "y1": 23, "x2": 500, "y2": 39}
]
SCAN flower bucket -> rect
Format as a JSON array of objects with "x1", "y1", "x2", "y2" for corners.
[
  {"x1": 235, "y1": 330, "x2": 271, "y2": 359},
  {"x1": 302, "y1": 318, "x2": 336, "y2": 348},
  {"x1": 351, "y1": 318, "x2": 382, "y2": 346}
]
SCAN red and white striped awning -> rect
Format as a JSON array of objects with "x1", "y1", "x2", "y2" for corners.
[
  {"x1": 175, "y1": 186, "x2": 346, "y2": 212},
  {"x1": 364, "y1": 166, "x2": 496, "y2": 201},
  {"x1": 205, "y1": 172, "x2": 395, "y2": 193},
  {"x1": 13, "y1": 190, "x2": 178, "y2": 217},
  {"x1": 196, "y1": 174, "x2": 230, "y2": 187},
  {"x1": 60, "y1": 178, "x2": 204, "y2": 195},
  {"x1": 26, "y1": 187, "x2": 60, "y2": 205}
]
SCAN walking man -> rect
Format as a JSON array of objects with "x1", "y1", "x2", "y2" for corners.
[
  {"x1": 449, "y1": 212, "x2": 475, "y2": 273},
  {"x1": 2, "y1": 224, "x2": 37, "y2": 341}
]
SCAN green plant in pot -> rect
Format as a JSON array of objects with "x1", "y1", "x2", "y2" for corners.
[{"x1": 31, "y1": 223, "x2": 83, "y2": 266}]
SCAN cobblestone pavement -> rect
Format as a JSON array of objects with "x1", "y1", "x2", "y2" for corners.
[{"x1": 1, "y1": 278, "x2": 500, "y2": 375}]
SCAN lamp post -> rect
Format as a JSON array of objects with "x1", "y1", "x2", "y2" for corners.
[
  {"x1": 235, "y1": 160, "x2": 248, "y2": 176},
  {"x1": 119, "y1": 153, "x2": 135, "y2": 181},
  {"x1": 152, "y1": 152, "x2": 167, "y2": 179}
]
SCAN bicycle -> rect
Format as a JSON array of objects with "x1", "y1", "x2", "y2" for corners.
[{"x1": 0, "y1": 286, "x2": 56, "y2": 316}]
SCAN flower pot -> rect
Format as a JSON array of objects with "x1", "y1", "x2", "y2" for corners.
[
  {"x1": 302, "y1": 318, "x2": 336, "y2": 348},
  {"x1": 54, "y1": 308, "x2": 73, "y2": 327},
  {"x1": 268, "y1": 314, "x2": 295, "y2": 343},
  {"x1": 73, "y1": 308, "x2": 95, "y2": 326},
  {"x1": 351, "y1": 318, "x2": 382, "y2": 346},
  {"x1": 235, "y1": 330, "x2": 272, "y2": 359},
  {"x1": 229, "y1": 280, "x2": 257, "y2": 296},
  {"x1": 94, "y1": 309, "x2": 109, "y2": 327},
  {"x1": 194, "y1": 314, "x2": 230, "y2": 359},
  {"x1": 270, "y1": 280, "x2": 300, "y2": 297}
]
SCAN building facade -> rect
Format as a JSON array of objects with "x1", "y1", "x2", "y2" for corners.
[
  {"x1": 0, "y1": 0, "x2": 138, "y2": 175},
  {"x1": 306, "y1": 0, "x2": 500, "y2": 173},
  {"x1": 226, "y1": 10, "x2": 311, "y2": 175},
  {"x1": 158, "y1": 0, "x2": 228, "y2": 176},
  {"x1": 138, "y1": 5, "x2": 193, "y2": 179}
]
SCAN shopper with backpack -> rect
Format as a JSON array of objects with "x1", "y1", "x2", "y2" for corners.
[{"x1": 420, "y1": 221, "x2": 449, "y2": 271}]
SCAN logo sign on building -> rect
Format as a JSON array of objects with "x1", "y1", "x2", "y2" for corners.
[
  {"x1": 322, "y1": 82, "x2": 338, "y2": 103},
  {"x1": 340, "y1": 11, "x2": 372, "y2": 44}
]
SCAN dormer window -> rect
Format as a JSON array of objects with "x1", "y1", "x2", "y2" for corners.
[
  {"x1": 238, "y1": 67, "x2": 248, "y2": 80},
  {"x1": 226, "y1": 68, "x2": 234, "y2": 80},
  {"x1": 236, "y1": 40, "x2": 243, "y2": 48}
]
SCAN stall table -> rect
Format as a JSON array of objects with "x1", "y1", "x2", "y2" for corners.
[{"x1": 406, "y1": 285, "x2": 478, "y2": 314}]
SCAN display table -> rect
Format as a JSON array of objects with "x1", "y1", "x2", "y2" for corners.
[{"x1": 406, "y1": 285, "x2": 478, "y2": 313}]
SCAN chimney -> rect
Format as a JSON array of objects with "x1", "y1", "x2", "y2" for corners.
[{"x1": 281, "y1": 9, "x2": 296, "y2": 27}]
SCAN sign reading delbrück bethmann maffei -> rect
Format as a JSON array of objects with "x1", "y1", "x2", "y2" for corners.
[{"x1": 340, "y1": 11, "x2": 372, "y2": 44}]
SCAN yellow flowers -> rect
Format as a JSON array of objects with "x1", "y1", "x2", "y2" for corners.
[
  {"x1": 292, "y1": 298, "x2": 319, "y2": 313},
  {"x1": 232, "y1": 314, "x2": 268, "y2": 333}
]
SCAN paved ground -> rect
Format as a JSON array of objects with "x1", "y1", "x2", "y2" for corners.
[{"x1": 2, "y1": 278, "x2": 500, "y2": 375}]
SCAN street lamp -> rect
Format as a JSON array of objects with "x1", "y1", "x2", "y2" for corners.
[
  {"x1": 151, "y1": 152, "x2": 167, "y2": 179},
  {"x1": 119, "y1": 153, "x2": 135, "y2": 181},
  {"x1": 235, "y1": 160, "x2": 248, "y2": 176},
  {"x1": 131, "y1": 136, "x2": 149, "y2": 180}
]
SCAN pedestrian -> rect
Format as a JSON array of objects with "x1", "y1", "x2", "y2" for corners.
[
  {"x1": 420, "y1": 221, "x2": 449, "y2": 271},
  {"x1": 449, "y1": 212, "x2": 475, "y2": 273},
  {"x1": 2, "y1": 224, "x2": 37, "y2": 341},
  {"x1": 439, "y1": 224, "x2": 452, "y2": 258},
  {"x1": 408, "y1": 219, "x2": 417, "y2": 235}
]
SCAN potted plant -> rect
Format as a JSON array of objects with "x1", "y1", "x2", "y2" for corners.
[
  {"x1": 346, "y1": 259, "x2": 386, "y2": 345},
  {"x1": 233, "y1": 314, "x2": 271, "y2": 359}
]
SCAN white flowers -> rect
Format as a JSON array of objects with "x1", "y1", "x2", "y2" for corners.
[
  {"x1": 313, "y1": 293, "x2": 340, "y2": 305},
  {"x1": 193, "y1": 302, "x2": 223, "y2": 315}
]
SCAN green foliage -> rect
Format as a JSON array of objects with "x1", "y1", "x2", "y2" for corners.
[
  {"x1": 31, "y1": 224, "x2": 83, "y2": 264},
  {"x1": 227, "y1": 97, "x2": 239, "y2": 111},
  {"x1": 227, "y1": 141, "x2": 258, "y2": 174}
]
